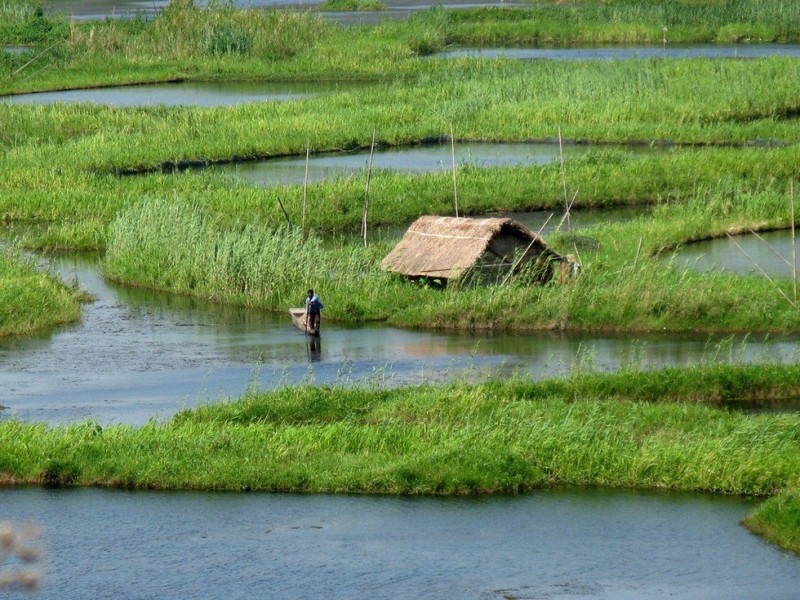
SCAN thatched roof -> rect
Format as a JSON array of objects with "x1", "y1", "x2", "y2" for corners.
[{"x1": 380, "y1": 215, "x2": 555, "y2": 280}]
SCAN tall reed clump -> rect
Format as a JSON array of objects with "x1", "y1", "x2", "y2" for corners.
[
  {"x1": 0, "y1": 249, "x2": 82, "y2": 337},
  {"x1": 0, "y1": 0, "x2": 67, "y2": 44},
  {"x1": 104, "y1": 199, "x2": 325, "y2": 308},
  {"x1": 743, "y1": 487, "x2": 800, "y2": 554},
  {"x1": 66, "y1": 0, "x2": 329, "y2": 63},
  {"x1": 104, "y1": 198, "x2": 428, "y2": 319}
]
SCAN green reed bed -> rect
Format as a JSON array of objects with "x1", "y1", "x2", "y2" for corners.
[
  {"x1": 0, "y1": 365, "x2": 797, "y2": 550},
  {"x1": 439, "y1": 1, "x2": 800, "y2": 48},
  {"x1": 0, "y1": 249, "x2": 83, "y2": 337},
  {"x1": 743, "y1": 487, "x2": 800, "y2": 554},
  {"x1": 4, "y1": 57, "x2": 800, "y2": 168},
  {"x1": 6, "y1": 0, "x2": 800, "y2": 91},
  {"x1": 100, "y1": 188, "x2": 800, "y2": 333}
]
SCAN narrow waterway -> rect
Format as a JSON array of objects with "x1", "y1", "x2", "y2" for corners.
[
  {"x1": 2, "y1": 249, "x2": 800, "y2": 426},
  {"x1": 191, "y1": 141, "x2": 667, "y2": 186},
  {"x1": 2, "y1": 486, "x2": 798, "y2": 600},
  {"x1": 1, "y1": 80, "x2": 363, "y2": 107}
]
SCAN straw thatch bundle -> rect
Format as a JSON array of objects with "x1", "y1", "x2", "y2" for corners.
[{"x1": 380, "y1": 216, "x2": 560, "y2": 284}]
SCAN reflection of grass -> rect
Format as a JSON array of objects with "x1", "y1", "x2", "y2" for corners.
[{"x1": 0, "y1": 363, "x2": 798, "y2": 552}]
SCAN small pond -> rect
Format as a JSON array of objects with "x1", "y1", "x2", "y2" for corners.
[
  {"x1": 0, "y1": 80, "x2": 362, "y2": 107},
  {"x1": 2, "y1": 486, "x2": 798, "y2": 600}
]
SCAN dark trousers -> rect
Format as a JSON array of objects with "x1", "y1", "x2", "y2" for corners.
[{"x1": 307, "y1": 311, "x2": 320, "y2": 333}]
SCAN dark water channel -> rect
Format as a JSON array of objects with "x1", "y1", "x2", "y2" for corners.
[
  {"x1": 2, "y1": 486, "x2": 799, "y2": 600},
  {"x1": 3, "y1": 248, "x2": 800, "y2": 426},
  {"x1": 1, "y1": 80, "x2": 362, "y2": 107}
]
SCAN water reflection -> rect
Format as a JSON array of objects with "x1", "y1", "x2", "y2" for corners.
[
  {"x1": 1, "y1": 80, "x2": 363, "y2": 107},
  {"x1": 200, "y1": 141, "x2": 665, "y2": 186},
  {"x1": 2, "y1": 251, "x2": 800, "y2": 426},
  {"x1": 1, "y1": 486, "x2": 797, "y2": 600}
]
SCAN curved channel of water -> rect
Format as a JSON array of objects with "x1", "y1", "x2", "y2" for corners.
[
  {"x1": 2, "y1": 486, "x2": 798, "y2": 600},
  {"x1": 2, "y1": 249, "x2": 800, "y2": 426},
  {"x1": 671, "y1": 229, "x2": 800, "y2": 277},
  {"x1": 0, "y1": 80, "x2": 363, "y2": 107},
  {"x1": 198, "y1": 141, "x2": 666, "y2": 186}
]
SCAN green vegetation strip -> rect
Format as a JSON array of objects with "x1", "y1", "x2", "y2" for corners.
[
  {"x1": 0, "y1": 250, "x2": 83, "y2": 337},
  {"x1": 1, "y1": 364, "x2": 798, "y2": 551}
]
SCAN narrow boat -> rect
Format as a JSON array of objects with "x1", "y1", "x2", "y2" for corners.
[{"x1": 289, "y1": 308, "x2": 319, "y2": 335}]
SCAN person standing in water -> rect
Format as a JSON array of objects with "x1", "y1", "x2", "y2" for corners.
[{"x1": 305, "y1": 289, "x2": 324, "y2": 335}]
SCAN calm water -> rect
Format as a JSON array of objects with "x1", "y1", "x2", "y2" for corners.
[
  {"x1": 1, "y1": 80, "x2": 362, "y2": 107},
  {"x1": 672, "y1": 229, "x2": 800, "y2": 277},
  {"x1": 199, "y1": 141, "x2": 665, "y2": 186},
  {"x1": 2, "y1": 250, "x2": 800, "y2": 426},
  {"x1": 2, "y1": 487, "x2": 798, "y2": 600}
]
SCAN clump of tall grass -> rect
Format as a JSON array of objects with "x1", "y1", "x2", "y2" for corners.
[
  {"x1": 104, "y1": 198, "x2": 325, "y2": 308},
  {"x1": 66, "y1": 0, "x2": 329, "y2": 62},
  {"x1": 0, "y1": 0, "x2": 67, "y2": 44},
  {"x1": 743, "y1": 487, "x2": 800, "y2": 555},
  {"x1": 0, "y1": 247, "x2": 82, "y2": 337}
]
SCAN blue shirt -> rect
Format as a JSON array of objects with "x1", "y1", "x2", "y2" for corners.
[{"x1": 305, "y1": 294, "x2": 324, "y2": 313}]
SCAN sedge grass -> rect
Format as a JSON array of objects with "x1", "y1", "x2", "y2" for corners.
[{"x1": 0, "y1": 248, "x2": 83, "y2": 337}]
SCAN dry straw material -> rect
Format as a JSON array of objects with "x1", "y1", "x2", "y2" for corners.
[{"x1": 380, "y1": 215, "x2": 560, "y2": 283}]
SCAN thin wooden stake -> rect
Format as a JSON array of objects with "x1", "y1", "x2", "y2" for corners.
[
  {"x1": 362, "y1": 130, "x2": 376, "y2": 248},
  {"x1": 451, "y1": 123, "x2": 459, "y2": 217},
  {"x1": 501, "y1": 214, "x2": 554, "y2": 286},
  {"x1": 558, "y1": 126, "x2": 570, "y2": 231},
  {"x1": 747, "y1": 229, "x2": 794, "y2": 271},
  {"x1": 792, "y1": 180, "x2": 797, "y2": 305},
  {"x1": 302, "y1": 142, "x2": 310, "y2": 235},
  {"x1": 277, "y1": 196, "x2": 292, "y2": 226},
  {"x1": 726, "y1": 232, "x2": 795, "y2": 308}
]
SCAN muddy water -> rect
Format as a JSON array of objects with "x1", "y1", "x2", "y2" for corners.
[
  {"x1": 2, "y1": 486, "x2": 798, "y2": 600},
  {"x1": 1, "y1": 80, "x2": 362, "y2": 107},
  {"x1": 2, "y1": 251, "x2": 800, "y2": 426}
]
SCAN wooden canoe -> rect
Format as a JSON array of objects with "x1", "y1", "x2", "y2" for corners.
[{"x1": 290, "y1": 308, "x2": 319, "y2": 335}]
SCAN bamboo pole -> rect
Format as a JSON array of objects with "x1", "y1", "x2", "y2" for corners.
[
  {"x1": 558, "y1": 126, "x2": 570, "y2": 231},
  {"x1": 451, "y1": 123, "x2": 459, "y2": 218},
  {"x1": 277, "y1": 197, "x2": 292, "y2": 226},
  {"x1": 362, "y1": 130, "x2": 376, "y2": 248},
  {"x1": 726, "y1": 232, "x2": 795, "y2": 308},
  {"x1": 792, "y1": 180, "x2": 797, "y2": 305},
  {"x1": 747, "y1": 229, "x2": 793, "y2": 271},
  {"x1": 501, "y1": 214, "x2": 554, "y2": 286},
  {"x1": 302, "y1": 142, "x2": 309, "y2": 235}
]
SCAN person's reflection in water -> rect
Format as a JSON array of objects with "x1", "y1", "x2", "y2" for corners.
[{"x1": 306, "y1": 336, "x2": 322, "y2": 362}]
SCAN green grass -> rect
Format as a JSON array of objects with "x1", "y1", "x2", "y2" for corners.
[
  {"x1": 0, "y1": 249, "x2": 84, "y2": 337},
  {"x1": 0, "y1": 364, "x2": 798, "y2": 551}
]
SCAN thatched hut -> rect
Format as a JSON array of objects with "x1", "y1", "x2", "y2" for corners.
[{"x1": 380, "y1": 215, "x2": 563, "y2": 286}]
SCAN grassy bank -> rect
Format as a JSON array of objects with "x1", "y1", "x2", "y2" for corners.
[
  {"x1": 0, "y1": 364, "x2": 798, "y2": 551},
  {"x1": 0, "y1": 250, "x2": 84, "y2": 338}
]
